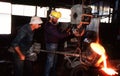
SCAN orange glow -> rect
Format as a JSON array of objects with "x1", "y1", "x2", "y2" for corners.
[
  {"x1": 101, "y1": 68, "x2": 118, "y2": 75},
  {"x1": 90, "y1": 42, "x2": 105, "y2": 55},
  {"x1": 90, "y1": 42, "x2": 118, "y2": 75}
]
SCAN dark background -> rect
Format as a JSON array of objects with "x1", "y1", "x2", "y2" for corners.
[{"x1": 0, "y1": 0, "x2": 120, "y2": 76}]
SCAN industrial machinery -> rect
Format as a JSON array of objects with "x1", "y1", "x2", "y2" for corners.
[{"x1": 26, "y1": 4, "x2": 119, "y2": 76}]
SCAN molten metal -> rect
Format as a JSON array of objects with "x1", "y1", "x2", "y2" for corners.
[
  {"x1": 90, "y1": 42, "x2": 118, "y2": 75},
  {"x1": 90, "y1": 42, "x2": 105, "y2": 55},
  {"x1": 101, "y1": 68, "x2": 118, "y2": 75}
]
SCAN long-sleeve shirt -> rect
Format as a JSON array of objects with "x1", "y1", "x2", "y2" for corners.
[
  {"x1": 44, "y1": 22, "x2": 69, "y2": 43},
  {"x1": 11, "y1": 24, "x2": 34, "y2": 55}
]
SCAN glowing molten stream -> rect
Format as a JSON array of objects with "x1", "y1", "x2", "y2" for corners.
[{"x1": 90, "y1": 42, "x2": 118, "y2": 75}]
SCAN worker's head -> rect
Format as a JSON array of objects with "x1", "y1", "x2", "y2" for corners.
[
  {"x1": 50, "y1": 10, "x2": 61, "y2": 19},
  {"x1": 29, "y1": 16, "x2": 43, "y2": 30},
  {"x1": 49, "y1": 10, "x2": 61, "y2": 24}
]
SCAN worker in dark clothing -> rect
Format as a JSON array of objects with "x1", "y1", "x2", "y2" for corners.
[
  {"x1": 44, "y1": 10, "x2": 70, "y2": 76},
  {"x1": 11, "y1": 16, "x2": 43, "y2": 76}
]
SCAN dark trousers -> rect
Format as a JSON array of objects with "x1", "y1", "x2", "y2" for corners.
[
  {"x1": 13, "y1": 53, "x2": 33, "y2": 76},
  {"x1": 44, "y1": 43, "x2": 58, "y2": 76}
]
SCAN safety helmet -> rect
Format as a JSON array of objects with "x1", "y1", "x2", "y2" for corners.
[
  {"x1": 29, "y1": 16, "x2": 43, "y2": 24},
  {"x1": 50, "y1": 10, "x2": 61, "y2": 19}
]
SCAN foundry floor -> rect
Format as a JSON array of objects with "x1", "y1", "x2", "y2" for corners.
[{"x1": 0, "y1": 52, "x2": 120, "y2": 76}]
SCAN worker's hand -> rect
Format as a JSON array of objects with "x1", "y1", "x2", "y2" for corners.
[
  {"x1": 73, "y1": 29, "x2": 80, "y2": 37},
  {"x1": 19, "y1": 54, "x2": 25, "y2": 60},
  {"x1": 14, "y1": 46, "x2": 26, "y2": 60}
]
